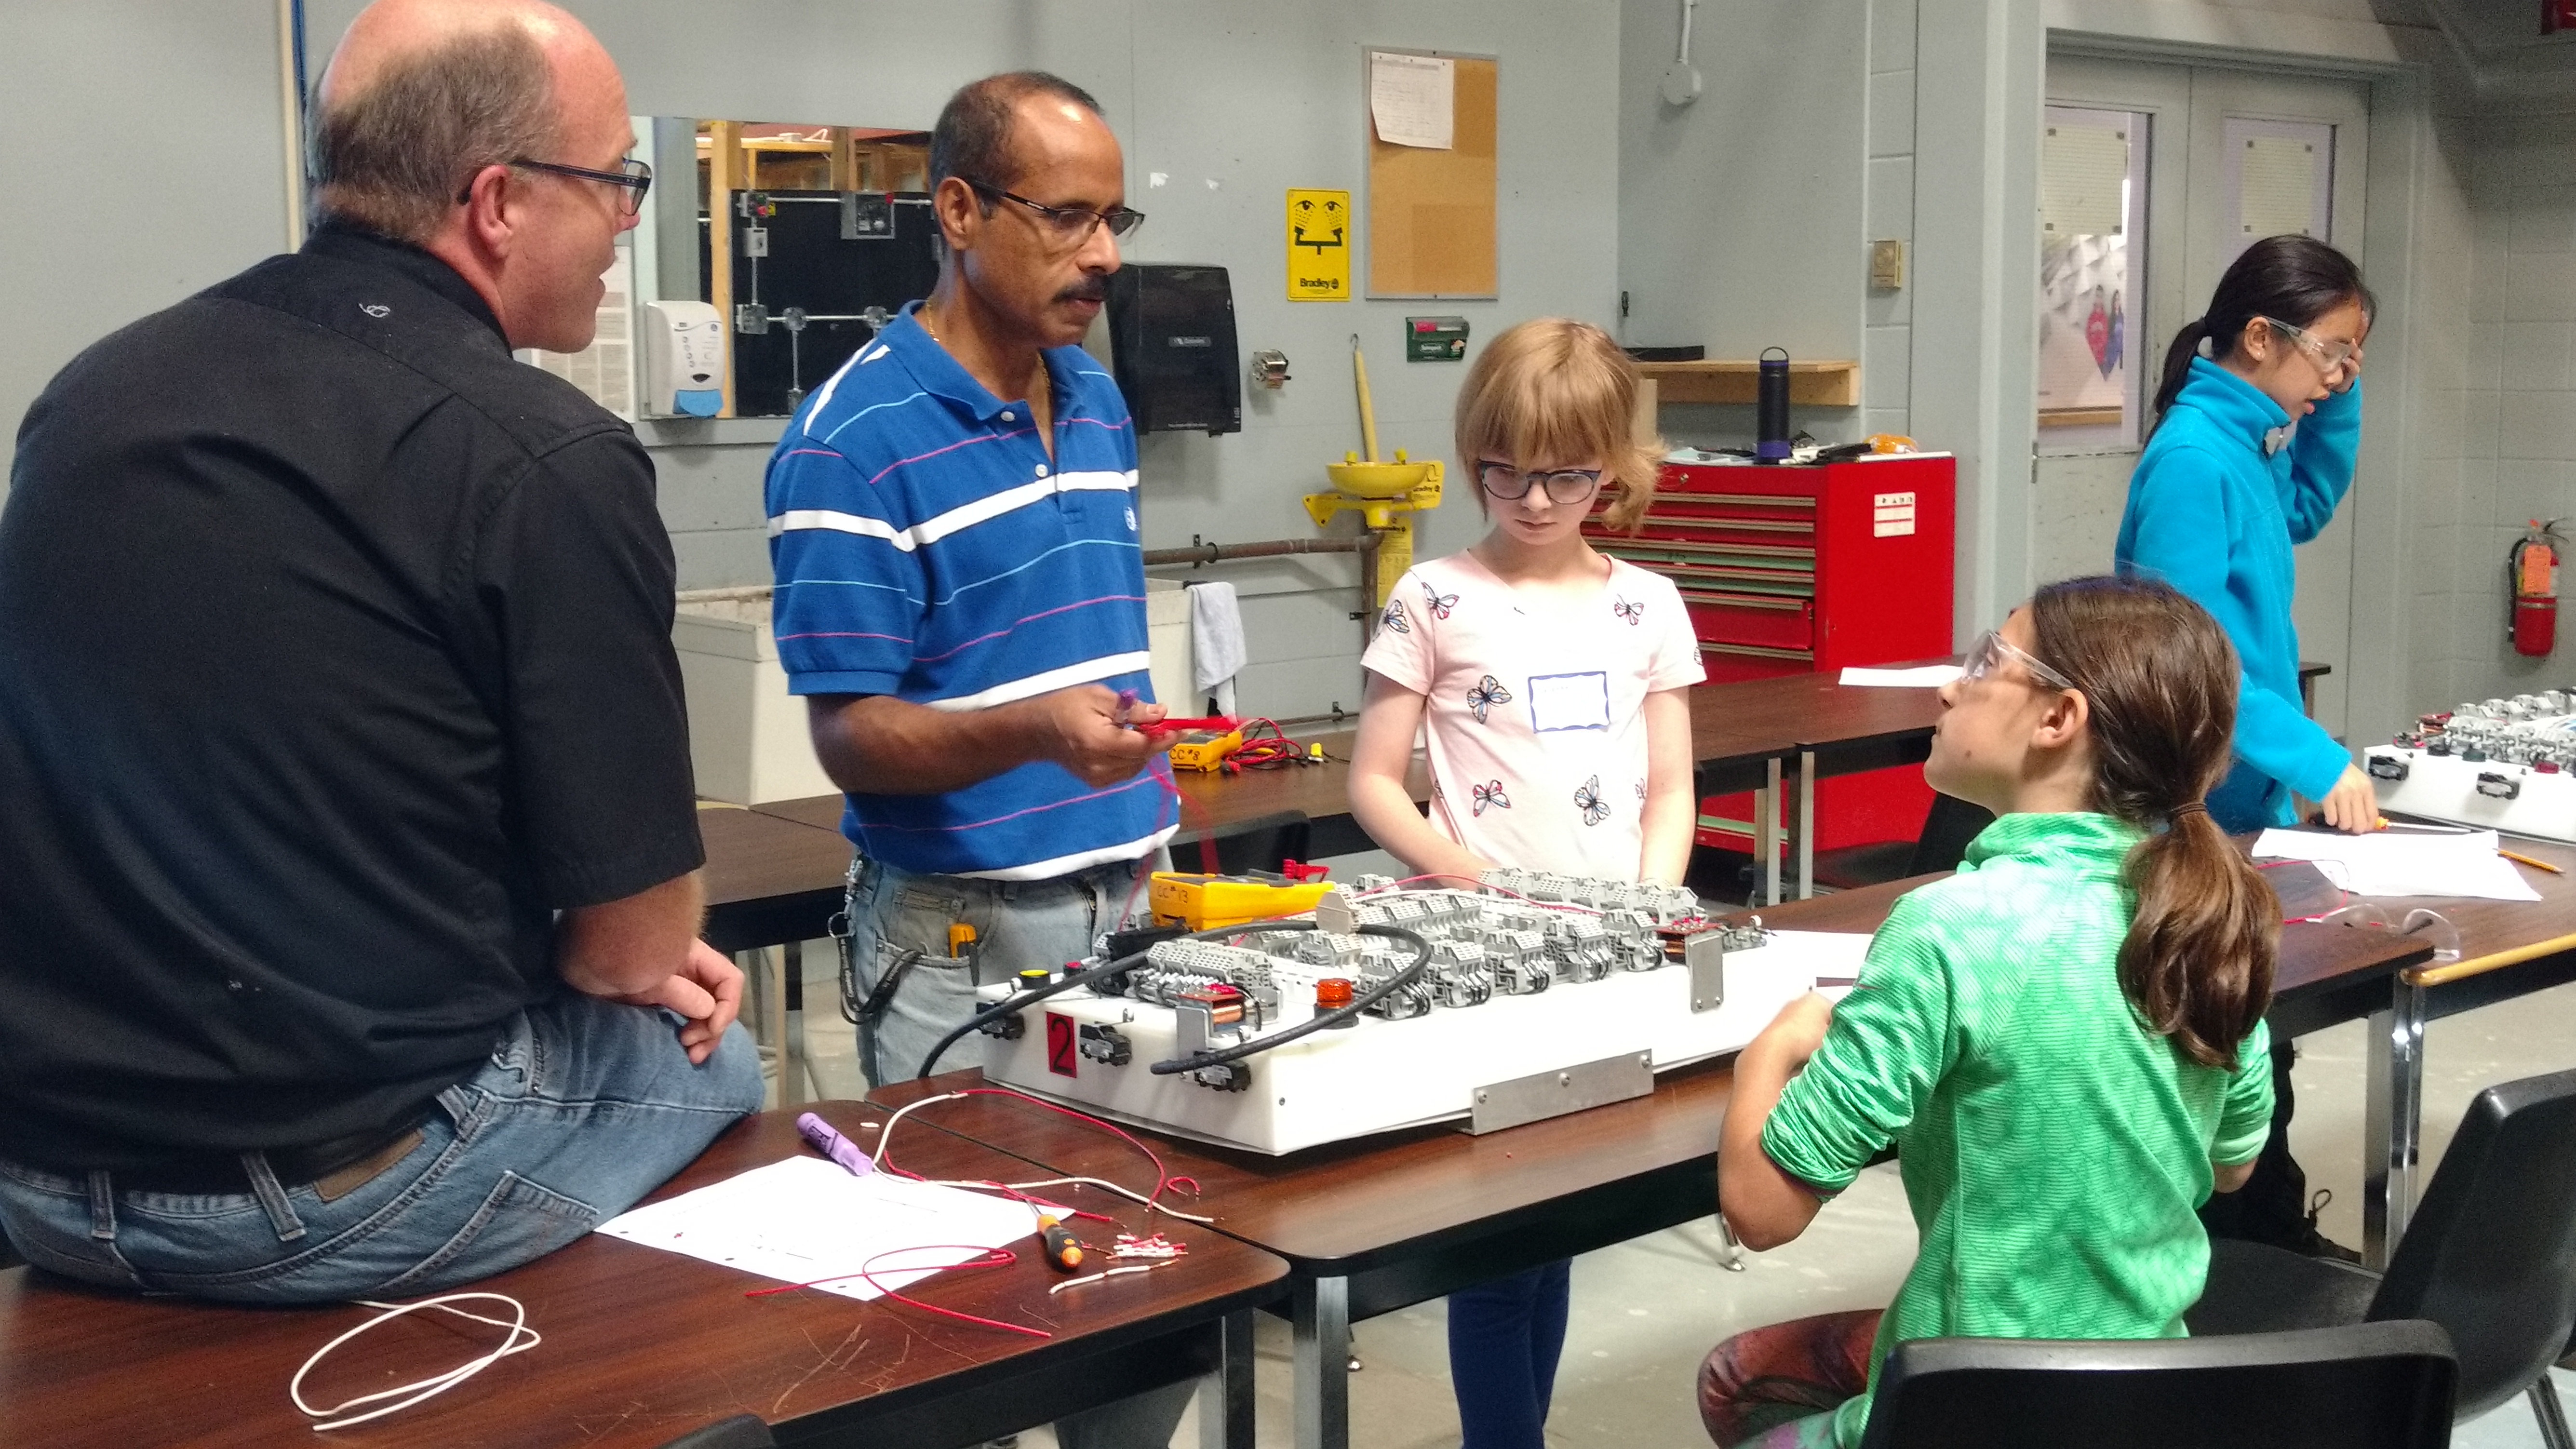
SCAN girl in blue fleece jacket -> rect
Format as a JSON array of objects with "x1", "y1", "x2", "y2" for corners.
[
  {"x1": 2117, "y1": 235, "x2": 2377, "y2": 1261},
  {"x1": 2116, "y1": 236, "x2": 2378, "y2": 835}
]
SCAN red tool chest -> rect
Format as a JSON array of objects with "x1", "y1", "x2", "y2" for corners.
[{"x1": 1584, "y1": 454, "x2": 1957, "y2": 855}]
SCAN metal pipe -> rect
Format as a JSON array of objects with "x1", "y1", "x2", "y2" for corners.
[
  {"x1": 1141, "y1": 535, "x2": 1376, "y2": 568},
  {"x1": 1141, "y1": 533, "x2": 1384, "y2": 652},
  {"x1": 276, "y1": 0, "x2": 306, "y2": 249}
]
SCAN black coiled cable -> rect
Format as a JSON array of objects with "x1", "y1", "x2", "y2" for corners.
[{"x1": 913, "y1": 919, "x2": 1433, "y2": 1081}]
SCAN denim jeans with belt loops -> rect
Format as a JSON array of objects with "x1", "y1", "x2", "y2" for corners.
[{"x1": 0, "y1": 992, "x2": 762, "y2": 1304}]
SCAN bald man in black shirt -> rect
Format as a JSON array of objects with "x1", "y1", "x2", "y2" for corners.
[{"x1": 0, "y1": 0, "x2": 760, "y2": 1301}]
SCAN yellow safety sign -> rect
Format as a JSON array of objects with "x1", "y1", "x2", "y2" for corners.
[{"x1": 1286, "y1": 188, "x2": 1351, "y2": 301}]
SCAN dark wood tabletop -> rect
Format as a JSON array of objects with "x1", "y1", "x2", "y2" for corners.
[
  {"x1": 697, "y1": 804, "x2": 851, "y2": 954},
  {"x1": 2335, "y1": 831, "x2": 2576, "y2": 1016},
  {"x1": 0, "y1": 1104, "x2": 1284, "y2": 1449},
  {"x1": 751, "y1": 728, "x2": 1435, "y2": 863},
  {"x1": 873, "y1": 865, "x2": 2430, "y2": 1303}
]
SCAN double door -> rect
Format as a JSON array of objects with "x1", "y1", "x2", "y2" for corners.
[{"x1": 2036, "y1": 54, "x2": 2370, "y2": 740}]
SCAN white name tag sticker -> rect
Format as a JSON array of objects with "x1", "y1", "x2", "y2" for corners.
[{"x1": 1526, "y1": 671, "x2": 1611, "y2": 732}]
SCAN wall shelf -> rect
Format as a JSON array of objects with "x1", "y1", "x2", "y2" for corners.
[{"x1": 1635, "y1": 360, "x2": 1860, "y2": 408}]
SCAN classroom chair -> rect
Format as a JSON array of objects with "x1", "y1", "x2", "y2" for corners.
[
  {"x1": 653, "y1": 1412, "x2": 775, "y2": 1448},
  {"x1": 2188, "y1": 1066, "x2": 2576, "y2": 1449},
  {"x1": 1855, "y1": 1319, "x2": 2456, "y2": 1449}
]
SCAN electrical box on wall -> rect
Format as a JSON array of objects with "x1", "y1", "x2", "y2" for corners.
[
  {"x1": 1106, "y1": 264, "x2": 1243, "y2": 435},
  {"x1": 642, "y1": 300, "x2": 725, "y2": 418}
]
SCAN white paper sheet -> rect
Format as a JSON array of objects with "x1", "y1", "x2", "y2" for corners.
[
  {"x1": 1370, "y1": 52, "x2": 1454, "y2": 149},
  {"x1": 594, "y1": 1155, "x2": 1041, "y2": 1300},
  {"x1": 1838, "y1": 665, "x2": 1962, "y2": 688},
  {"x1": 2251, "y1": 827, "x2": 2542, "y2": 902}
]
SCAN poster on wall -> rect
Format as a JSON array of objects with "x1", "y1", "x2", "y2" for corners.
[{"x1": 1286, "y1": 188, "x2": 1352, "y2": 300}]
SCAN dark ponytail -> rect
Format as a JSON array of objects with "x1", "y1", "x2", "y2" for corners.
[
  {"x1": 2028, "y1": 575, "x2": 2278, "y2": 1070},
  {"x1": 2149, "y1": 235, "x2": 2377, "y2": 426}
]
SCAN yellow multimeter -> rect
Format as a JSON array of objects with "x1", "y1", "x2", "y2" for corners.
[
  {"x1": 1164, "y1": 727, "x2": 1245, "y2": 773},
  {"x1": 1148, "y1": 872, "x2": 1337, "y2": 930}
]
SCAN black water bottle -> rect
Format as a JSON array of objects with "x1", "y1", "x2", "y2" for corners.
[{"x1": 1755, "y1": 347, "x2": 1792, "y2": 463}]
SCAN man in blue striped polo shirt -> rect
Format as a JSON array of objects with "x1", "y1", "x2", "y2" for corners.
[
  {"x1": 766, "y1": 74, "x2": 1187, "y2": 1446},
  {"x1": 767, "y1": 78, "x2": 1175, "y2": 1051}
]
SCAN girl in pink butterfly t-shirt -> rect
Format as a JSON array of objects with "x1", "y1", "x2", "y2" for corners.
[
  {"x1": 1353, "y1": 318, "x2": 1704, "y2": 892},
  {"x1": 1350, "y1": 320, "x2": 1703, "y2": 1449}
]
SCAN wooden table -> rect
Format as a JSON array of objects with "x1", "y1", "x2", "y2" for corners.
[
  {"x1": 698, "y1": 804, "x2": 850, "y2": 955},
  {"x1": 1688, "y1": 671, "x2": 1946, "y2": 904},
  {"x1": 698, "y1": 805, "x2": 856, "y2": 1107},
  {"x1": 871, "y1": 876, "x2": 2431, "y2": 1449},
  {"x1": 1701, "y1": 659, "x2": 2334, "y2": 905},
  {"x1": 0, "y1": 1104, "x2": 1283, "y2": 1449},
  {"x1": 753, "y1": 729, "x2": 1434, "y2": 867}
]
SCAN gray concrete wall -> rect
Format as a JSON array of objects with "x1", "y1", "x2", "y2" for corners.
[
  {"x1": 18, "y1": 0, "x2": 1621, "y2": 724},
  {"x1": 1615, "y1": 0, "x2": 1875, "y2": 451},
  {"x1": 300, "y1": 0, "x2": 1629, "y2": 719},
  {"x1": 2434, "y1": 89, "x2": 2576, "y2": 709},
  {"x1": 0, "y1": 1, "x2": 293, "y2": 510}
]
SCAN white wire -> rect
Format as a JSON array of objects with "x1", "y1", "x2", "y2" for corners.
[
  {"x1": 289, "y1": 1292, "x2": 541, "y2": 1432},
  {"x1": 914, "y1": 1173, "x2": 1218, "y2": 1224},
  {"x1": 870, "y1": 1090, "x2": 968, "y2": 1168},
  {"x1": 873, "y1": 1092, "x2": 1218, "y2": 1222},
  {"x1": 1048, "y1": 1261, "x2": 1175, "y2": 1295}
]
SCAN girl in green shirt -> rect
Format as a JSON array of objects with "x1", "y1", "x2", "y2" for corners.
[{"x1": 1699, "y1": 575, "x2": 2282, "y2": 1449}]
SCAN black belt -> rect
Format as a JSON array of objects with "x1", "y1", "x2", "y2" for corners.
[{"x1": 80, "y1": 1117, "x2": 431, "y2": 1196}]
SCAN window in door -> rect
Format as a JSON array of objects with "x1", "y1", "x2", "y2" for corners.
[
  {"x1": 2038, "y1": 106, "x2": 2148, "y2": 449},
  {"x1": 2220, "y1": 117, "x2": 2334, "y2": 269}
]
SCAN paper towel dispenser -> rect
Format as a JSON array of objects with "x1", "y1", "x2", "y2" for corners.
[{"x1": 1105, "y1": 264, "x2": 1241, "y2": 436}]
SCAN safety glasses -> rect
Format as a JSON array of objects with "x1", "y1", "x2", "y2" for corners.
[
  {"x1": 2260, "y1": 316, "x2": 2361, "y2": 377},
  {"x1": 1960, "y1": 629, "x2": 2077, "y2": 694}
]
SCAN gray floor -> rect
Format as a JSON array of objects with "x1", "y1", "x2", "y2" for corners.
[{"x1": 749, "y1": 861, "x2": 2576, "y2": 1449}]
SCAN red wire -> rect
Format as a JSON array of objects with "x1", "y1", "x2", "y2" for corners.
[
  {"x1": 1118, "y1": 756, "x2": 1185, "y2": 928},
  {"x1": 744, "y1": 1244, "x2": 1051, "y2": 1338},
  {"x1": 746, "y1": 1090, "x2": 1217, "y2": 1337}
]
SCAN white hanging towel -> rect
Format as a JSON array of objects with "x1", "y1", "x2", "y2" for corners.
[{"x1": 1190, "y1": 580, "x2": 1248, "y2": 714}]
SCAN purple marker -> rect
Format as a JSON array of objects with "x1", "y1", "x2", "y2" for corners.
[{"x1": 798, "y1": 1112, "x2": 874, "y2": 1178}]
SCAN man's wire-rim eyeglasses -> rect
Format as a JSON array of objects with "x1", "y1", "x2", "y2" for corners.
[
  {"x1": 476, "y1": 158, "x2": 654, "y2": 216},
  {"x1": 963, "y1": 178, "x2": 1145, "y2": 241}
]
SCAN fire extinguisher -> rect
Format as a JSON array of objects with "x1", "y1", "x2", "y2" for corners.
[{"x1": 2509, "y1": 519, "x2": 2563, "y2": 657}]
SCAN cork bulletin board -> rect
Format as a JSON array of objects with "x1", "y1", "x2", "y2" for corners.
[{"x1": 1366, "y1": 49, "x2": 1498, "y2": 298}]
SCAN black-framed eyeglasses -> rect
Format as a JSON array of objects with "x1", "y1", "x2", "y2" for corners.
[
  {"x1": 1476, "y1": 460, "x2": 1604, "y2": 504},
  {"x1": 493, "y1": 158, "x2": 654, "y2": 216},
  {"x1": 962, "y1": 178, "x2": 1144, "y2": 242}
]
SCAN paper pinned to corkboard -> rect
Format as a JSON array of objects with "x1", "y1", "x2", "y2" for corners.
[
  {"x1": 1366, "y1": 50, "x2": 1496, "y2": 298},
  {"x1": 1370, "y1": 51, "x2": 1453, "y2": 149}
]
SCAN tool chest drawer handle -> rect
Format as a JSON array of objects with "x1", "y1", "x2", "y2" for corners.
[{"x1": 1700, "y1": 642, "x2": 1815, "y2": 662}]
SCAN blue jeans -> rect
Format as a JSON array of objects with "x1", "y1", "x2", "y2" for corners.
[
  {"x1": 1449, "y1": 1259, "x2": 1574, "y2": 1449},
  {"x1": 0, "y1": 993, "x2": 761, "y2": 1303},
  {"x1": 846, "y1": 855, "x2": 1151, "y2": 1085},
  {"x1": 843, "y1": 853, "x2": 1194, "y2": 1447}
]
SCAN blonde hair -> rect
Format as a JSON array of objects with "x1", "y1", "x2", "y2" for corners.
[{"x1": 1453, "y1": 318, "x2": 1663, "y2": 533}]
